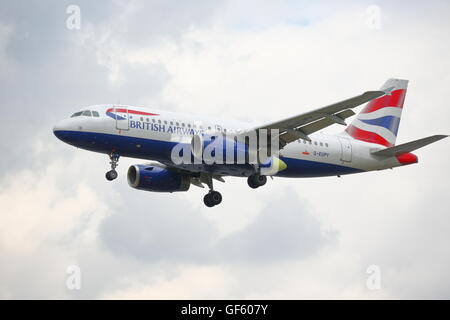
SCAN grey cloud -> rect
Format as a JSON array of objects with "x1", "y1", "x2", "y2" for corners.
[
  {"x1": 0, "y1": 0, "x2": 203, "y2": 178},
  {"x1": 99, "y1": 192, "x2": 219, "y2": 263},
  {"x1": 109, "y1": 0, "x2": 223, "y2": 47},
  {"x1": 218, "y1": 191, "x2": 337, "y2": 263},
  {"x1": 0, "y1": 0, "x2": 221, "y2": 65},
  {"x1": 99, "y1": 189, "x2": 335, "y2": 264}
]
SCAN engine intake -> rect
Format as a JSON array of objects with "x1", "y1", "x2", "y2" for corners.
[{"x1": 127, "y1": 164, "x2": 190, "y2": 193}]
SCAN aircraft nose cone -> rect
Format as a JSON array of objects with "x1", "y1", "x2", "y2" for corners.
[
  {"x1": 53, "y1": 120, "x2": 70, "y2": 141},
  {"x1": 53, "y1": 127, "x2": 66, "y2": 140}
]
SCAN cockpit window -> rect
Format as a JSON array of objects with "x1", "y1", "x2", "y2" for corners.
[
  {"x1": 71, "y1": 111, "x2": 83, "y2": 118},
  {"x1": 82, "y1": 110, "x2": 92, "y2": 117},
  {"x1": 92, "y1": 111, "x2": 99, "y2": 117}
]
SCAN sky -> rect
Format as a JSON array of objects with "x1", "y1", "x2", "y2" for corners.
[{"x1": 0, "y1": 0, "x2": 449, "y2": 299}]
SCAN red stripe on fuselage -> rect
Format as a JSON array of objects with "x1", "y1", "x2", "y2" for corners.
[
  {"x1": 106, "y1": 108, "x2": 159, "y2": 116},
  {"x1": 345, "y1": 125, "x2": 393, "y2": 147},
  {"x1": 362, "y1": 89, "x2": 406, "y2": 114}
]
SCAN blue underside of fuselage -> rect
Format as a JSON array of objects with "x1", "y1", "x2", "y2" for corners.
[{"x1": 53, "y1": 130, "x2": 363, "y2": 178}]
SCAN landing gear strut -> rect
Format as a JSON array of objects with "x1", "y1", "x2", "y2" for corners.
[
  {"x1": 106, "y1": 152, "x2": 120, "y2": 181},
  {"x1": 247, "y1": 174, "x2": 267, "y2": 189},
  {"x1": 202, "y1": 175, "x2": 222, "y2": 207}
]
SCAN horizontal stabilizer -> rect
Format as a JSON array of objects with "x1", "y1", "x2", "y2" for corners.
[{"x1": 371, "y1": 135, "x2": 448, "y2": 157}]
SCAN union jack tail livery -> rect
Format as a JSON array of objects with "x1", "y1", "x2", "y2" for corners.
[{"x1": 345, "y1": 78, "x2": 408, "y2": 147}]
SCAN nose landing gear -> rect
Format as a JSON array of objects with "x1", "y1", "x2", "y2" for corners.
[
  {"x1": 106, "y1": 152, "x2": 120, "y2": 181},
  {"x1": 106, "y1": 170, "x2": 118, "y2": 181}
]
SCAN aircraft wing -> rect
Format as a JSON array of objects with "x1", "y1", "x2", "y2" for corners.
[{"x1": 240, "y1": 90, "x2": 387, "y2": 147}]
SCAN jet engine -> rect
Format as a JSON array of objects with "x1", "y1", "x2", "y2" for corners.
[{"x1": 127, "y1": 164, "x2": 190, "y2": 193}]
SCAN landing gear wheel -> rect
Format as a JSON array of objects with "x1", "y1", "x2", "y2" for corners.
[
  {"x1": 203, "y1": 194, "x2": 214, "y2": 207},
  {"x1": 106, "y1": 170, "x2": 118, "y2": 181},
  {"x1": 210, "y1": 191, "x2": 222, "y2": 205},
  {"x1": 248, "y1": 179, "x2": 258, "y2": 189},
  {"x1": 247, "y1": 174, "x2": 267, "y2": 189},
  {"x1": 201, "y1": 174, "x2": 223, "y2": 207},
  {"x1": 106, "y1": 152, "x2": 120, "y2": 181},
  {"x1": 256, "y1": 175, "x2": 267, "y2": 187},
  {"x1": 203, "y1": 191, "x2": 222, "y2": 207}
]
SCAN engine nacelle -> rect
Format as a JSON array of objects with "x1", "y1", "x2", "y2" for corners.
[
  {"x1": 191, "y1": 133, "x2": 254, "y2": 164},
  {"x1": 127, "y1": 164, "x2": 190, "y2": 193}
]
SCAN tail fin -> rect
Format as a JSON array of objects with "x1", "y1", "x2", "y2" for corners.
[{"x1": 345, "y1": 78, "x2": 408, "y2": 147}]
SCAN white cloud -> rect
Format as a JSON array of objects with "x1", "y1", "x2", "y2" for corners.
[
  {"x1": 102, "y1": 265, "x2": 233, "y2": 299},
  {"x1": 0, "y1": 144, "x2": 111, "y2": 298},
  {"x1": 0, "y1": 158, "x2": 107, "y2": 254}
]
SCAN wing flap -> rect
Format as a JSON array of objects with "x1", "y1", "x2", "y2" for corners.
[
  {"x1": 301, "y1": 109, "x2": 355, "y2": 135},
  {"x1": 279, "y1": 109, "x2": 355, "y2": 144},
  {"x1": 239, "y1": 90, "x2": 386, "y2": 144}
]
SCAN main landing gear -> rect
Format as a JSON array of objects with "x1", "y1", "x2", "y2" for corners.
[
  {"x1": 204, "y1": 191, "x2": 222, "y2": 207},
  {"x1": 202, "y1": 175, "x2": 222, "y2": 208},
  {"x1": 106, "y1": 152, "x2": 120, "y2": 181},
  {"x1": 247, "y1": 174, "x2": 267, "y2": 189}
]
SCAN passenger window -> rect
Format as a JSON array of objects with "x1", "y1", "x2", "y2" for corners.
[
  {"x1": 82, "y1": 110, "x2": 92, "y2": 117},
  {"x1": 314, "y1": 141, "x2": 317, "y2": 146},
  {"x1": 71, "y1": 111, "x2": 83, "y2": 118},
  {"x1": 176, "y1": 122, "x2": 179, "y2": 126},
  {"x1": 164, "y1": 120, "x2": 168, "y2": 125},
  {"x1": 140, "y1": 117, "x2": 143, "y2": 121},
  {"x1": 152, "y1": 119, "x2": 155, "y2": 123},
  {"x1": 325, "y1": 143, "x2": 329, "y2": 147},
  {"x1": 92, "y1": 111, "x2": 99, "y2": 117},
  {"x1": 158, "y1": 120, "x2": 161, "y2": 124},
  {"x1": 320, "y1": 142, "x2": 323, "y2": 146},
  {"x1": 170, "y1": 121, "x2": 174, "y2": 125},
  {"x1": 146, "y1": 118, "x2": 149, "y2": 122},
  {"x1": 187, "y1": 123, "x2": 191, "y2": 128},
  {"x1": 182, "y1": 123, "x2": 185, "y2": 127}
]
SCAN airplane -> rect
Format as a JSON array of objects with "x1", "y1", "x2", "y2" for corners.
[{"x1": 53, "y1": 78, "x2": 447, "y2": 207}]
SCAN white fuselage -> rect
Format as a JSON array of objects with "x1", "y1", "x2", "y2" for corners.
[{"x1": 53, "y1": 105, "x2": 407, "y2": 178}]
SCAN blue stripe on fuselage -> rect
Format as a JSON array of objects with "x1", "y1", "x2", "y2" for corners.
[
  {"x1": 53, "y1": 130, "x2": 362, "y2": 178},
  {"x1": 277, "y1": 156, "x2": 362, "y2": 177},
  {"x1": 53, "y1": 130, "x2": 174, "y2": 161}
]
